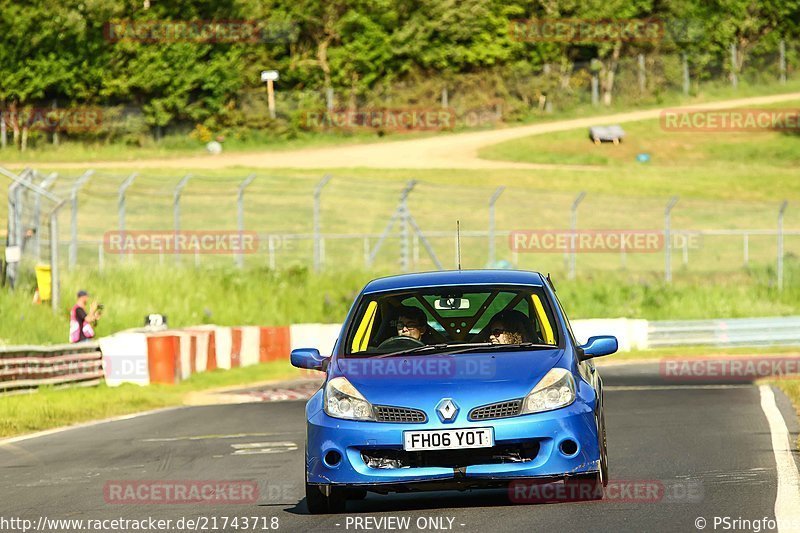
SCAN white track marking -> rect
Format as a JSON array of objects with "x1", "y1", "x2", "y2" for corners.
[
  {"x1": 230, "y1": 441, "x2": 297, "y2": 449},
  {"x1": 232, "y1": 447, "x2": 299, "y2": 455},
  {"x1": 758, "y1": 385, "x2": 800, "y2": 532},
  {"x1": 142, "y1": 432, "x2": 282, "y2": 442},
  {"x1": 230, "y1": 441, "x2": 298, "y2": 455}
]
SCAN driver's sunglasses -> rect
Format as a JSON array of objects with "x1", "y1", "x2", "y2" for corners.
[
  {"x1": 396, "y1": 322, "x2": 421, "y2": 330},
  {"x1": 490, "y1": 328, "x2": 508, "y2": 337}
]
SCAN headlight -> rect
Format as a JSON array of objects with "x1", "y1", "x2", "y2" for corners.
[
  {"x1": 324, "y1": 377, "x2": 375, "y2": 421},
  {"x1": 520, "y1": 368, "x2": 576, "y2": 414}
]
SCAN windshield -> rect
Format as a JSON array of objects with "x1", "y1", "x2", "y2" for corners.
[{"x1": 344, "y1": 285, "x2": 560, "y2": 357}]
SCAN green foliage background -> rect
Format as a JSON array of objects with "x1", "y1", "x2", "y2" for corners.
[{"x1": 2, "y1": 0, "x2": 800, "y2": 146}]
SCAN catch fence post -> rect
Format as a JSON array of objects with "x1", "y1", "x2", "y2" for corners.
[{"x1": 664, "y1": 197, "x2": 679, "y2": 282}]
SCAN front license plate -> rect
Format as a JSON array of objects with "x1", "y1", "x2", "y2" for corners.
[{"x1": 403, "y1": 427, "x2": 494, "y2": 451}]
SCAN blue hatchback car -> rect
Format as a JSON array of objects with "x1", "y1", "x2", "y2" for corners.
[{"x1": 291, "y1": 270, "x2": 618, "y2": 513}]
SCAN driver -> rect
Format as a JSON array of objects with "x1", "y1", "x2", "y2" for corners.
[{"x1": 394, "y1": 306, "x2": 429, "y2": 343}]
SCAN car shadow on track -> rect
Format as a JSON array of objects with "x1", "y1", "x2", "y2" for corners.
[{"x1": 281, "y1": 488, "x2": 602, "y2": 515}]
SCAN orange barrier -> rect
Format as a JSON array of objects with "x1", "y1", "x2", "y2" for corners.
[
  {"x1": 114, "y1": 323, "x2": 310, "y2": 386},
  {"x1": 189, "y1": 335, "x2": 198, "y2": 374},
  {"x1": 230, "y1": 328, "x2": 242, "y2": 368},
  {"x1": 260, "y1": 326, "x2": 291, "y2": 362},
  {"x1": 207, "y1": 330, "x2": 218, "y2": 371},
  {"x1": 146, "y1": 334, "x2": 179, "y2": 385}
]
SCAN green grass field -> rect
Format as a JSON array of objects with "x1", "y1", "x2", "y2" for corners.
[{"x1": 479, "y1": 98, "x2": 800, "y2": 170}]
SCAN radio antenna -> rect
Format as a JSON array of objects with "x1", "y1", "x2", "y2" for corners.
[{"x1": 456, "y1": 220, "x2": 462, "y2": 271}]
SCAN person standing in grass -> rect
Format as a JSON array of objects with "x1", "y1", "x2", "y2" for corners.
[{"x1": 69, "y1": 290, "x2": 100, "y2": 343}]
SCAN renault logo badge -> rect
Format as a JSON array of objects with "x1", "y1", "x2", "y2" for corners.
[{"x1": 436, "y1": 398, "x2": 459, "y2": 422}]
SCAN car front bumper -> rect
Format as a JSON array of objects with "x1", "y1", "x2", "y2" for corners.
[{"x1": 306, "y1": 398, "x2": 600, "y2": 488}]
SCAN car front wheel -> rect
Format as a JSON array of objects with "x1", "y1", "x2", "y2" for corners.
[{"x1": 305, "y1": 483, "x2": 347, "y2": 514}]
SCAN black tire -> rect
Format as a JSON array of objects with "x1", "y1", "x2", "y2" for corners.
[
  {"x1": 597, "y1": 410, "x2": 609, "y2": 487},
  {"x1": 564, "y1": 472, "x2": 604, "y2": 501},
  {"x1": 305, "y1": 483, "x2": 347, "y2": 514},
  {"x1": 346, "y1": 488, "x2": 368, "y2": 500}
]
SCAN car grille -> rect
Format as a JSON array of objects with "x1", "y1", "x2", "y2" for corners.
[
  {"x1": 361, "y1": 442, "x2": 539, "y2": 469},
  {"x1": 374, "y1": 405, "x2": 427, "y2": 423},
  {"x1": 469, "y1": 399, "x2": 522, "y2": 420}
]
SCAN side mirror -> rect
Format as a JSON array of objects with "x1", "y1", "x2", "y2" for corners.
[
  {"x1": 290, "y1": 348, "x2": 329, "y2": 371},
  {"x1": 578, "y1": 335, "x2": 618, "y2": 361}
]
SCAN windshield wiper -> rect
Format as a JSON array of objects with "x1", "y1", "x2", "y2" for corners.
[
  {"x1": 377, "y1": 342, "x2": 555, "y2": 358},
  {"x1": 442, "y1": 342, "x2": 556, "y2": 355},
  {"x1": 377, "y1": 343, "x2": 494, "y2": 358}
]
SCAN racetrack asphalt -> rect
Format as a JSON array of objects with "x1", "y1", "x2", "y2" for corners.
[{"x1": 1, "y1": 362, "x2": 798, "y2": 533}]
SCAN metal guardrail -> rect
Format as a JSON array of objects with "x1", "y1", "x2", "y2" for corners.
[
  {"x1": 0, "y1": 342, "x2": 103, "y2": 395},
  {"x1": 648, "y1": 316, "x2": 800, "y2": 348}
]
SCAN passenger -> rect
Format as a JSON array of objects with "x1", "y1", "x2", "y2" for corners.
[{"x1": 487, "y1": 310, "x2": 528, "y2": 345}]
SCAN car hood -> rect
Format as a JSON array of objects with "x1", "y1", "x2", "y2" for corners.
[{"x1": 334, "y1": 348, "x2": 566, "y2": 412}]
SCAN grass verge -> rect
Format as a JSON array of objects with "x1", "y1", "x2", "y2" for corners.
[
  {"x1": 0, "y1": 360, "x2": 303, "y2": 438},
  {"x1": 774, "y1": 379, "x2": 800, "y2": 448},
  {"x1": 3, "y1": 264, "x2": 800, "y2": 346}
]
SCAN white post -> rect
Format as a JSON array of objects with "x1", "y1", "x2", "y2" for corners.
[
  {"x1": 778, "y1": 201, "x2": 788, "y2": 290},
  {"x1": 743, "y1": 234, "x2": 749, "y2": 266},
  {"x1": 488, "y1": 186, "x2": 505, "y2": 266},
  {"x1": 172, "y1": 174, "x2": 191, "y2": 264},
  {"x1": 268, "y1": 236, "x2": 276, "y2": 270},
  {"x1": 568, "y1": 192, "x2": 586, "y2": 280},
  {"x1": 69, "y1": 170, "x2": 94, "y2": 270},
  {"x1": 665, "y1": 197, "x2": 679, "y2": 282},
  {"x1": 236, "y1": 174, "x2": 256, "y2": 269},
  {"x1": 313, "y1": 174, "x2": 332, "y2": 272}
]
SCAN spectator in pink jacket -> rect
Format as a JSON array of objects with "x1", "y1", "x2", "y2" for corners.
[{"x1": 69, "y1": 290, "x2": 100, "y2": 343}]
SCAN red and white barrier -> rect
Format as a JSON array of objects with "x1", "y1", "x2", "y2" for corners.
[
  {"x1": 98, "y1": 317, "x2": 646, "y2": 387},
  {"x1": 99, "y1": 323, "x2": 305, "y2": 386},
  {"x1": 99, "y1": 332, "x2": 149, "y2": 386},
  {"x1": 289, "y1": 324, "x2": 341, "y2": 355}
]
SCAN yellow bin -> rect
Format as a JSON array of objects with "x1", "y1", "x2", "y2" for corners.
[{"x1": 34, "y1": 264, "x2": 52, "y2": 301}]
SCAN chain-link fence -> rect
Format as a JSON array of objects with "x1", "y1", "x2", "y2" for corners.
[
  {"x1": 3, "y1": 168, "x2": 797, "y2": 295},
  {"x1": 1, "y1": 168, "x2": 65, "y2": 310}
]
